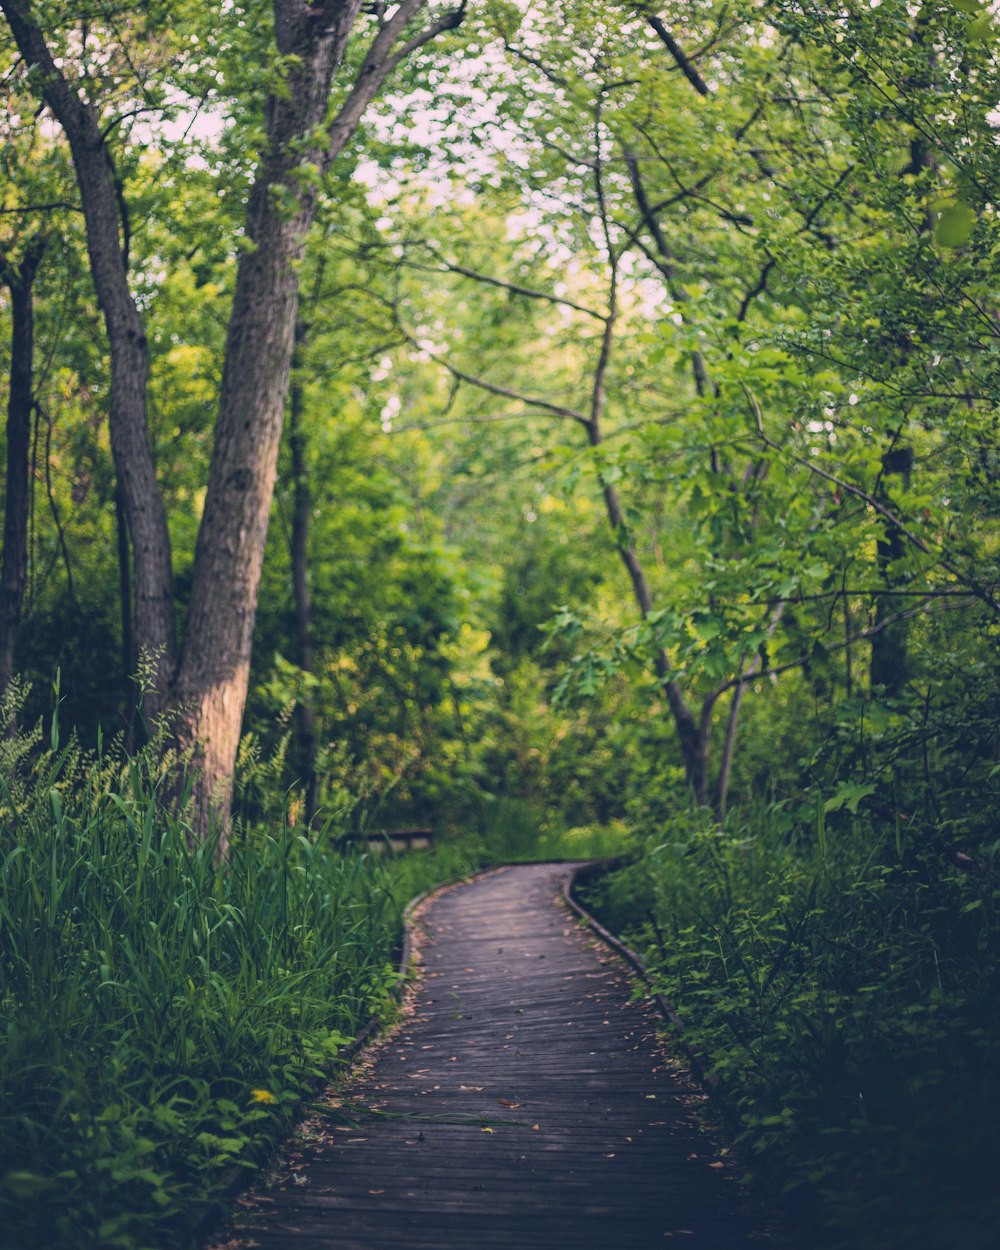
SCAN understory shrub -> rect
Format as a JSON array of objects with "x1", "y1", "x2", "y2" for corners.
[{"x1": 583, "y1": 803, "x2": 1000, "y2": 1250}]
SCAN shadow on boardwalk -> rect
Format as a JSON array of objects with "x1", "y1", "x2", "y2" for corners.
[{"x1": 206, "y1": 863, "x2": 772, "y2": 1250}]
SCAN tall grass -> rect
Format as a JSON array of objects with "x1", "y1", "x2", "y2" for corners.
[
  {"x1": 583, "y1": 801, "x2": 1000, "y2": 1250},
  {"x1": 0, "y1": 683, "x2": 462, "y2": 1250}
]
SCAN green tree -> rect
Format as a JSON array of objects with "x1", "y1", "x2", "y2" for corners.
[{"x1": 0, "y1": 0, "x2": 467, "y2": 839}]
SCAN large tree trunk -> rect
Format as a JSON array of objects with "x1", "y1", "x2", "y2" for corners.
[
  {"x1": 0, "y1": 0, "x2": 177, "y2": 708},
  {"x1": 171, "y1": 4, "x2": 364, "y2": 838},
  {"x1": 171, "y1": 0, "x2": 458, "y2": 838},
  {"x1": 0, "y1": 239, "x2": 45, "y2": 698}
]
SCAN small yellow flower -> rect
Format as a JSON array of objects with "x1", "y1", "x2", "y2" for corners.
[{"x1": 250, "y1": 1089, "x2": 278, "y2": 1104}]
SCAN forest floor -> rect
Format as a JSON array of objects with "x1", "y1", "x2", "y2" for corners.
[{"x1": 203, "y1": 863, "x2": 773, "y2": 1250}]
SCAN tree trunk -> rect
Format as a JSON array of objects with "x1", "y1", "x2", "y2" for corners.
[
  {"x1": 870, "y1": 446, "x2": 912, "y2": 696},
  {"x1": 114, "y1": 481, "x2": 138, "y2": 747},
  {"x1": 171, "y1": 0, "x2": 424, "y2": 837},
  {"x1": 0, "y1": 239, "x2": 45, "y2": 699},
  {"x1": 3, "y1": 0, "x2": 461, "y2": 843},
  {"x1": 713, "y1": 681, "x2": 745, "y2": 821},
  {"x1": 171, "y1": 0, "x2": 469, "y2": 838},
  {"x1": 0, "y1": 0, "x2": 177, "y2": 706},
  {"x1": 589, "y1": 435, "x2": 710, "y2": 806},
  {"x1": 288, "y1": 324, "x2": 320, "y2": 825}
]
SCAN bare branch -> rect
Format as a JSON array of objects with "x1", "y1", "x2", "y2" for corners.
[
  {"x1": 0, "y1": 201, "x2": 81, "y2": 216},
  {"x1": 388, "y1": 411, "x2": 544, "y2": 433},
  {"x1": 325, "y1": 0, "x2": 466, "y2": 167},
  {"x1": 394, "y1": 321, "x2": 590, "y2": 426}
]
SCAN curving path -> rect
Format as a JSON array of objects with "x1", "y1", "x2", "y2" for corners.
[{"x1": 207, "y1": 863, "x2": 770, "y2": 1250}]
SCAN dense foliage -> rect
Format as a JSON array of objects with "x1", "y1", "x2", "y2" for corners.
[{"x1": 1, "y1": 0, "x2": 999, "y2": 1246}]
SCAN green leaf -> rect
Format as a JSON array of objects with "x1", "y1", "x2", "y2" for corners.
[
  {"x1": 823, "y1": 782, "x2": 876, "y2": 815},
  {"x1": 935, "y1": 202, "x2": 976, "y2": 248}
]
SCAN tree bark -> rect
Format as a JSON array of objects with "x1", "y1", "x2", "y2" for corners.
[
  {"x1": 0, "y1": 0, "x2": 177, "y2": 707},
  {"x1": 0, "y1": 238, "x2": 45, "y2": 699},
  {"x1": 114, "y1": 480, "x2": 138, "y2": 747}
]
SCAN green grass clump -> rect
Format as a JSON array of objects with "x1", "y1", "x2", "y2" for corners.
[
  {"x1": 582, "y1": 804, "x2": 1000, "y2": 1250},
  {"x1": 0, "y1": 685, "x2": 468, "y2": 1250}
]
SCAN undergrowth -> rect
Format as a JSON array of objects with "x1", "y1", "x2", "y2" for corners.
[
  {"x1": 582, "y1": 803, "x2": 1000, "y2": 1250},
  {"x1": 474, "y1": 794, "x2": 634, "y2": 862},
  {"x1": 0, "y1": 682, "x2": 475, "y2": 1250}
]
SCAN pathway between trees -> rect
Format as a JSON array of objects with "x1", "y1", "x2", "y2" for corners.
[{"x1": 207, "y1": 863, "x2": 769, "y2": 1250}]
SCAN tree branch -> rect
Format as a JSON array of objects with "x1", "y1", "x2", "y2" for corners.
[
  {"x1": 324, "y1": 0, "x2": 466, "y2": 166},
  {"x1": 408, "y1": 245, "x2": 607, "y2": 321},
  {"x1": 643, "y1": 11, "x2": 711, "y2": 96},
  {"x1": 394, "y1": 322, "x2": 590, "y2": 426},
  {"x1": 745, "y1": 385, "x2": 1000, "y2": 613}
]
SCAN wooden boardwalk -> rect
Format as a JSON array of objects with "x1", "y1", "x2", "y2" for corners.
[{"x1": 206, "y1": 863, "x2": 769, "y2": 1250}]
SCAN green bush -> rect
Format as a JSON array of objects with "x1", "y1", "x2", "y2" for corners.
[{"x1": 584, "y1": 802, "x2": 1000, "y2": 1250}]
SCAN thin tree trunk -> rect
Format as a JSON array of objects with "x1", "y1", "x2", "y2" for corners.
[
  {"x1": 0, "y1": 239, "x2": 45, "y2": 699},
  {"x1": 289, "y1": 324, "x2": 319, "y2": 827},
  {"x1": 114, "y1": 481, "x2": 137, "y2": 748},
  {"x1": 584, "y1": 274, "x2": 709, "y2": 803},
  {"x1": 711, "y1": 601, "x2": 785, "y2": 818},
  {"x1": 870, "y1": 446, "x2": 912, "y2": 696},
  {"x1": 598, "y1": 467, "x2": 710, "y2": 804},
  {"x1": 0, "y1": 0, "x2": 177, "y2": 706},
  {"x1": 714, "y1": 681, "x2": 746, "y2": 821}
]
